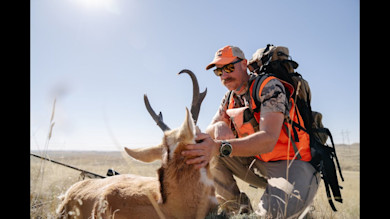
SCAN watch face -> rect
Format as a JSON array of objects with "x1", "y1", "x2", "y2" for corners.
[
  {"x1": 221, "y1": 142, "x2": 232, "y2": 157},
  {"x1": 222, "y1": 147, "x2": 231, "y2": 156}
]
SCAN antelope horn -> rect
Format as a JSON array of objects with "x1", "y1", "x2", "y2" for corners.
[
  {"x1": 144, "y1": 69, "x2": 206, "y2": 131},
  {"x1": 143, "y1": 94, "x2": 170, "y2": 131},
  {"x1": 178, "y1": 69, "x2": 207, "y2": 124}
]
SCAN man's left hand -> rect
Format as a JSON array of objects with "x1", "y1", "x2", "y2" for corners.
[{"x1": 181, "y1": 133, "x2": 219, "y2": 169}]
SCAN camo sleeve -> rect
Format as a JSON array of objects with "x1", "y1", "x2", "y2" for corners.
[
  {"x1": 259, "y1": 78, "x2": 289, "y2": 116},
  {"x1": 210, "y1": 91, "x2": 231, "y2": 125}
]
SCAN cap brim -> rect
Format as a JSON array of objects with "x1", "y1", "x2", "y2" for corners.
[{"x1": 205, "y1": 57, "x2": 237, "y2": 70}]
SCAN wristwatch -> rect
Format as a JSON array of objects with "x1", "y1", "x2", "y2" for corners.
[{"x1": 220, "y1": 140, "x2": 233, "y2": 157}]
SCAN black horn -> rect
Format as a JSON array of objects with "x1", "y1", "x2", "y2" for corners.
[
  {"x1": 144, "y1": 94, "x2": 170, "y2": 131},
  {"x1": 178, "y1": 69, "x2": 207, "y2": 124},
  {"x1": 144, "y1": 69, "x2": 206, "y2": 131}
]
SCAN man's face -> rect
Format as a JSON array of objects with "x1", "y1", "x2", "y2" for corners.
[{"x1": 215, "y1": 59, "x2": 248, "y2": 91}]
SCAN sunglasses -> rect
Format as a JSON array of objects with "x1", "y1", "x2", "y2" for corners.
[{"x1": 213, "y1": 59, "x2": 242, "y2": 76}]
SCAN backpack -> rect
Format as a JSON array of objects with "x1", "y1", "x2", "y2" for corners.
[{"x1": 247, "y1": 44, "x2": 344, "y2": 211}]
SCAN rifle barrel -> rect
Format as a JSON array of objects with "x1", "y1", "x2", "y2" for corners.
[{"x1": 30, "y1": 153, "x2": 106, "y2": 179}]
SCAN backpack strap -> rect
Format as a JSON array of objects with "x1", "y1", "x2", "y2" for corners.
[
  {"x1": 314, "y1": 127, "x2": 344, "y2": 182},
  {"x1": 222, "y1": 90, "x2": 239, "y2": 137},
  {"x1": 250, "y1": 74, "x2": 303, "y2": 160},
  {"x1": 323, "y1": 175, "x2": 338, "y2": 211},
  {"x1": 283, "y1": 123, "x2": 302, "y2": 160},
  {"x1": 311, "y1": 127, "x2": 344, "y2": 211},
  {"x1": 251, "y1": 73, "x2": 273, "y2": 113}
]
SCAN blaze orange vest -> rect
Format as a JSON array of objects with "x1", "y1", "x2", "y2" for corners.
[{"x1": 227, "y1": 75, "x2": 311, "y2": 162}]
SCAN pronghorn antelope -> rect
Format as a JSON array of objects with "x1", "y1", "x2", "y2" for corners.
[{"x1": 56, "y1": 70, "x2": 217, "y2": 219}]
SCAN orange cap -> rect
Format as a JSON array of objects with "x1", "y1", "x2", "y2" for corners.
[{"x1": 205, "y1": 45, "x2": 246, "y2": 70}]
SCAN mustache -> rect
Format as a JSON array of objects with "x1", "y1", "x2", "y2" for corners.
[{"x1": 222, "y1": 77, "x2": 235, "y2": 83}]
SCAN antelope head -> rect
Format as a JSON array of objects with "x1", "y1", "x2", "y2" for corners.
[
  {"x1": 57, "y1": 70, "x2": 215, "y2": 219},
  {"x1": 124, "y1": 69, "x2": 207, "y2": 163}
]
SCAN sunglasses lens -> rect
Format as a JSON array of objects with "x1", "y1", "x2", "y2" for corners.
[
  {"x1": 213, "y1": 60, "x2": 240, "y2": 76},
  {"x1": 224, "y1": 64, "x2": 235, "y2": 73},
  {"x1": 214, "y1": 68, "x2": 223, "y2": 76}
]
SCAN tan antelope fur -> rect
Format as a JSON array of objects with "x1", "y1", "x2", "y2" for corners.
[{"x1": 56, "y1": 108, "x2": 217, "y2": 219}]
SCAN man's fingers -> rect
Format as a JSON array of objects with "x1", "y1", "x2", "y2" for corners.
[
  {"x1": 194, "y1": 160, "x2": 207, "y2": 169},
  {"x1": 184, "y1": 141, "x2": 207, "y2": 151},
  {"x1": 185, "y1": 156, "x2": 205, "y2": 165},
  {"x1": 181, "y1": 149, "x2": 203, "y2": 157},
  {"x1": 181, "y1": 132, "x2": 215, "y2": 169}
]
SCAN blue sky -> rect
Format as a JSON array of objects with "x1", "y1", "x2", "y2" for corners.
[{"x1": 31, "y1": 0, "x2": 359, "y2": 151}]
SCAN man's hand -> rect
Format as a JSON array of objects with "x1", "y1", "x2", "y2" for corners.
[{"x1": 181, "y1": 133, "x2": 219, "y2": 169}]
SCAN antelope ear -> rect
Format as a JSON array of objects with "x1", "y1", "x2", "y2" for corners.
[
  {"x1": 124, "y1": 144, "x2": 162, "y2": 163},
  {"x1": 178, "y1": 107, "x2": 196, "y2": 142}
]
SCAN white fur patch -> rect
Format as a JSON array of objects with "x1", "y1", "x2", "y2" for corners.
[
  {"x1": 199, "y1": 168, "x2": 214, "y2": 186},
  {"x1": 169, "y1": 142, "x2": 179, "y2": 159}
]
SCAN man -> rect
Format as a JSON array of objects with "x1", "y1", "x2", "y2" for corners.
[{"x1": 181, "y1": 45, "x2": 319, "y2": 218}]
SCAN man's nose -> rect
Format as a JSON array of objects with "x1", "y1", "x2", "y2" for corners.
[{"x1": 220, "y1": 70, "x2": 229, "y2": 79}]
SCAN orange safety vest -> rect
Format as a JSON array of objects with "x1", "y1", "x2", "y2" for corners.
[{"x1": 226, "y1": 75, "x2": 311, "y2": 162}]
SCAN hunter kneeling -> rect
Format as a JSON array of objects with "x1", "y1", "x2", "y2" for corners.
[{"x1": 181, "y1": 45, "x2": 320, "y2": 218}]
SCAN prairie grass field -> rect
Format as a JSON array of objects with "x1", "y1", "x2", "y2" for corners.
[{"x1": 30, "y1": 143, "x2": 359, "y2": 218}]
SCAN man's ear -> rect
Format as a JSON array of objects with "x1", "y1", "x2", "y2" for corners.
[{"x1": 240, "y1": 59, "x2": 248, "y2": 71}]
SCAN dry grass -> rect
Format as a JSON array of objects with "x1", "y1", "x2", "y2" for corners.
[
  {"x1": 30, "y1": 143, "x2": 359, "y2": 218},
  {"x1": 30, "y1": 150, "x2": 161, "y2": 218}
]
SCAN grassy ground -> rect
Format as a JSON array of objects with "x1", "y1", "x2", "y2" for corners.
[{"x1": 30, "y1": 143, "x2": 359, "y2": 218}]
